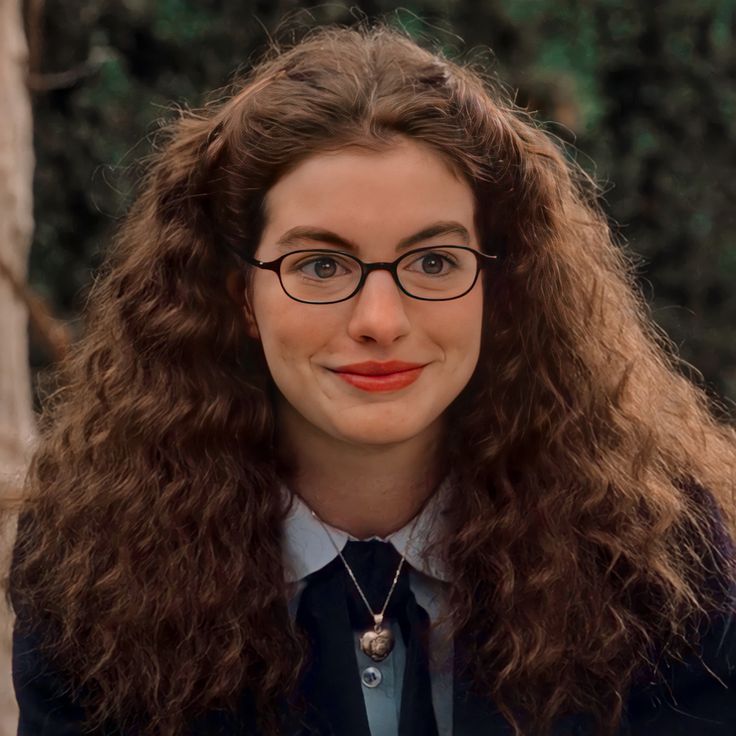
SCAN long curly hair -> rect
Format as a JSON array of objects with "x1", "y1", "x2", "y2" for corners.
[{"x1": 6, "y1": 18, "x2": 736, "y2": 736}]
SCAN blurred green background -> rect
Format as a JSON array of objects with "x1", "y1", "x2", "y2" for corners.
[{"x1": 25, "y1": 0, "x2": 736, "y2": 406}]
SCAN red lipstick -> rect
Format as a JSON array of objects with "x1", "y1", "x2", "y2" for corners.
[
  {"x1": 332, "y1": 360, "x2": 424, "y2": 375},
  {"x1": 330, "y1": 361, "x2": 426, "y2": 393}
]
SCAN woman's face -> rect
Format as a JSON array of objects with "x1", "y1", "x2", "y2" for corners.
[{"x1": 237, "y1": 136, "x2": 484, "y2": 449}]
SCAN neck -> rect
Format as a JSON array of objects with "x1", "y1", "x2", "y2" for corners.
[{"x1": 275, "y1": 403, "x2": 448, "y2": 539}]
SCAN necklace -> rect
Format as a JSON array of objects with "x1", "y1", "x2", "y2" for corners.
[{"x1": 308, "y1": 507, "x2": 423, "y2": 663}]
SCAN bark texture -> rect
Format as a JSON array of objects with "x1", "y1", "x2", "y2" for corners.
[{"x1": 0, "y1": 0, "x2": 36, "y2": 733}]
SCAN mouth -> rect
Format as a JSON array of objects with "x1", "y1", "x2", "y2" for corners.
[
  {"x1": 329, "y1": 365, "x2": 425, "y2": 393},
  {"x1": 331, "y1": 360, "x2": 425, "y2": 376}
]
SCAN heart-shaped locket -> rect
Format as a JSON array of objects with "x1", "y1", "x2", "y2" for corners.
[{"x1": 360, "y1": 626, "x2": 395, "y2": 662}]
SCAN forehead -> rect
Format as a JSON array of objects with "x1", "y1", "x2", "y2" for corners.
[{"x1": 261, "y1": 138, "x2": 477, "y2": 244}]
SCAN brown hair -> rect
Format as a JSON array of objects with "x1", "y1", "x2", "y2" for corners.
[{"x1": 6, "y1": 18, "x2": 736, "y2": 736}]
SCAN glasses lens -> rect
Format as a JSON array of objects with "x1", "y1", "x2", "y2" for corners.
[
  {"x1": 280, "y1": 251, "x2": 362, "y2": 302},
  {"x1": 279, "y1": 247, "x2": 478, "y2": 303},
  {"x1": 396, "y1": 246, "x2": 478, "y2": 299}
]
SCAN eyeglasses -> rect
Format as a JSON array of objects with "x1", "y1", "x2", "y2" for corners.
[{"x1": 226, "y1": 245, "x2": 498, "y2": 304}]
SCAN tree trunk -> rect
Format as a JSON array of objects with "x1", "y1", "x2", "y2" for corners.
[{"x1": 0, "y1": 0, "x2": 36, "y2": 733}]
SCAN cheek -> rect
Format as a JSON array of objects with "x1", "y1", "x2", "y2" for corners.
[
  {"x1": 437, "y1": 303, "x2": 484, "y2": 389},
  {"x1": 263, "y1": 320, "x2": 318, "y2": 364},
  {"x1": 254, "y1": 289, "x2": 339, "y2": 362},
  {"x1": 437, "y1": 294, "x2": 484, "y2": 353}
]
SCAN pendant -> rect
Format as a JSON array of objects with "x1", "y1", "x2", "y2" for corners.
[{"x1": 359, "y1": 614, "x2": 394, "y2": 662}]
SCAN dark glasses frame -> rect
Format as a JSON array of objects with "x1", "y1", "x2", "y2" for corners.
[{"x1": 224, "y1": 243, "x2": 499, "y2": 304}]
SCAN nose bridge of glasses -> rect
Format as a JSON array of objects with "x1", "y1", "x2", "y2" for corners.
[{"x1": 359, "y1": 259, "x2": 405, "y2": 294}]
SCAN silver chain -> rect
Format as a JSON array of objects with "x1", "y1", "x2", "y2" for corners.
[{"x1": 309, "y1": 505, "x2": 424, "y2": 629}]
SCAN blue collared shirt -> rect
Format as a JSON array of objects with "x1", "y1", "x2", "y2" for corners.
[{"x1": 280, "y1": 475, "x2": 456, "y2": 736}]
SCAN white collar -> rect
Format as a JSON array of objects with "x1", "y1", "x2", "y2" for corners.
[{"x1": 281, "y1": 473, "x2": 454, "y2": 584}]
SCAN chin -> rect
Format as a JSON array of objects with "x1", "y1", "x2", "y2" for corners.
[
  {"x1": 341, "y1": 433, "x2": 416, "y2": 448},
  {"x1": 332, "y1": 420, "x2": 428, "y2": 447}
]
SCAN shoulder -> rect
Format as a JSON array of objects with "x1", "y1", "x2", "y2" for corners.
[
  {"x1": 13, "y1": 614, "x2": 92, "y2": 735},
  {"x1": 622, "y1": 479, "x2": 736, "y2": 734},
  {"x1": 622, "y1": 607, "x2": 736, "y2": 734}
]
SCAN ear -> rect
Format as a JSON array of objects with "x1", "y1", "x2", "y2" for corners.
[{"x1": 226, "y1": 269, "x2": 260, "y2": 340}]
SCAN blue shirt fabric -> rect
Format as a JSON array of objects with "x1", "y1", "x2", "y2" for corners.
[{"x1": 280, "y1": 474, "x2": 456, "y2": 736}]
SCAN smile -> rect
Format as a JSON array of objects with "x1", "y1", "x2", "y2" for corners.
[{"x1": 330, "y1": 366, "x2": 424, "y2": 392}]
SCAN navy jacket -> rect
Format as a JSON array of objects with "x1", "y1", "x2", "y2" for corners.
[
  {"x1": 11, "y1": 483, "x2": 736, "y2": 735},
  {"x1": 12, "y1": 584, "x2": 736, "y2": 735}
]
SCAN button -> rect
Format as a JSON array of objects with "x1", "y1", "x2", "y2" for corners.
[{"x1": 361, "y1": 666, "x2": 382, "y2": 688}]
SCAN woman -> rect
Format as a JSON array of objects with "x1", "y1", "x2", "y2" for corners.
[{"x1": 6, "y1": 19, "x2": 736, "y2": 736}]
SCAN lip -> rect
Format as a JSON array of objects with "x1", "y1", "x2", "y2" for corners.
[
  {"x1": 331, "y1": 360, "x2": 425, "y2": 376},
  {"x1": 330, "y1": 365, "x2": 425, "y2": 393}
]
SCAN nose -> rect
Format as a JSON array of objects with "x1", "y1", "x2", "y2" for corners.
[{"x1": 345, "y1": 268, "x2": 411, "y2": 345}]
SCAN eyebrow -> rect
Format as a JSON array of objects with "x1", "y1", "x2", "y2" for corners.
[{"x1": 275, "y1": 221, "x2": 471, "y2": 253}]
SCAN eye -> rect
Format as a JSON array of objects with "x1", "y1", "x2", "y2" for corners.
[
  {"x1": 404, "y1": 250, "x2": 459, "y2": 276},
  {"x1": 293, "y1": 253, "x2": 356, "y2": 279}
]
